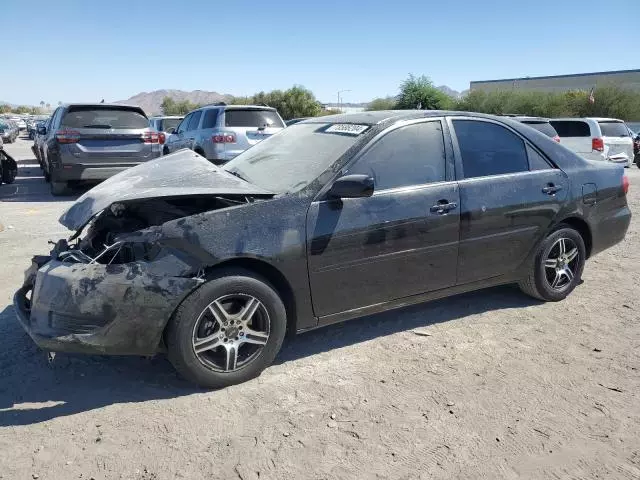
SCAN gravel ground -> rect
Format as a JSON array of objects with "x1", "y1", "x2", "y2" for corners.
[{"x1": 0, "y1": 137, "x2": 638, "y2": 480}]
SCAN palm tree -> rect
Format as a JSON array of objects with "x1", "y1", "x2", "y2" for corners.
[{"x1": 40, "y1": 101, "x2": 45, "y2": 109}]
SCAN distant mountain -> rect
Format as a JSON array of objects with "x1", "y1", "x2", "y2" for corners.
[
  {"x1": 436, "y1": 85, "x2": 462, "y2": 98},
  {"x1": 116, "y1": 89, "x2": 234, "y2": 115}
]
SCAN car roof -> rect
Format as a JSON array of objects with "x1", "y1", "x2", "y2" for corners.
[
  {"x1": 149, "y1": 115, "x2": 183, "y2": 119},
  {"x1": 198, "y1": 104, "x2": 277, "y2": 112},
  {"x1": 509, "y1": 116, "x2": 551, "y2": 122},
  {"x1": 301, "y1": 109, "x2": 505, "y2": 126},
  {"x1": 551, "y1": 117, "x2": 624, "y2": 123}
]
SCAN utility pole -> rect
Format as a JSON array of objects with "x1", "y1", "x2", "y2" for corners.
[{"x1": 337, "y1": 89, "x2": 351, "y2": 113}]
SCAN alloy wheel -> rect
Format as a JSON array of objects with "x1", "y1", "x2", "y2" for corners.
[
  {"x1": 192, "y1": 294, "x2": 270, "y2": 372},
  {"x1": 543, "y1": 237, "x2": 579, "y2": 290}
]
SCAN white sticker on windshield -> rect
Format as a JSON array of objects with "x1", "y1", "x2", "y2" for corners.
[{"x1": 325, "y1": 124, "x2": 369, "y2": 135}]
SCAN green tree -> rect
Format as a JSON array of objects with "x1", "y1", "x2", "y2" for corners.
[
  {"x1": 161, "y1": 97, "x2": 202, "y2": 115},
  {"x1": 14, "y1": 105, "x2": 31, "y2": 114},
  {"x1": 231, "y1": 86, "x2": 322, "y2": 120},
  {"x1": 396, "y1": 74, "x2": 453, "y2": 110},
  {"x1": 0, "y1": 104, "x2": 11, "y2": 114},
  {"x1": 366, "y1": 97, "x2": 397, "y2": 111}
]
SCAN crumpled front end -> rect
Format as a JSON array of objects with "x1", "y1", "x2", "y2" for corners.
[{"x1": 14, "y1": 253, "x2": 202, "y2": 356}]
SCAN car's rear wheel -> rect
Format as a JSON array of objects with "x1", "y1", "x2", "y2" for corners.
[
  {"x1": 167, "y1": 268, "x2": 287, "y2": 388},
  {"x1": 519, "y1": 226, "x2": 586, "y2": 301}
]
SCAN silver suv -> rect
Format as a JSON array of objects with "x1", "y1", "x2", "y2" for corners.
[{"x1": 164, "y1": 104, "x2": 285, "y2": 164}]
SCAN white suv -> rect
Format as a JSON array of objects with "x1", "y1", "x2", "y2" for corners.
[{"x1": 550, "y1": 117, "x2": 634, "y2": 167}]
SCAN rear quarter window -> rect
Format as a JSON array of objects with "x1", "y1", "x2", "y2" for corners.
[
  {"x1": 598, "y1": 121, "x2": 629, "y2": 137},
  {"x1": 62, "y1": 107, "x2": 149, "y2": 129},
  {"x1": 549, "y1": 121, "x2": 590, "y2": 137},
  {"x1": 224, "y1": 109, "x2": 284, "y2": 128}
]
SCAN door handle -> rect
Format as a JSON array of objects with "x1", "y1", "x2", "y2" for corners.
[
  {"x1": 430, "y1": 200, "x2": 458, "y2": 214},
  {"x1": 542, "y1": 184, "x2": 562, "y2": 195}
]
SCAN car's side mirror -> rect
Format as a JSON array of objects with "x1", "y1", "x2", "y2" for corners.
[
  {"x1": 328, "y1": 174, "x2": 374, "y2": 199},
  {"x1": 37, "y1": 126, "x2": 46, "y2": 135}
]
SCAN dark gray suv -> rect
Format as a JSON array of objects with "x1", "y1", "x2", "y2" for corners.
[
  {"x1": 164, "y1": 104, "x2": 285, "y2": 164},
  {"x1": 40, "y1": 104, "x2": 163, "y2": 195}
]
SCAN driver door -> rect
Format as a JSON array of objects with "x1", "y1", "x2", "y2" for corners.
[{"x1": 306, "y1": 119, "x2": 460, "y2": 320}]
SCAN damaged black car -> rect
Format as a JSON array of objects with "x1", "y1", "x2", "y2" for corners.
[{"x1": 14, "y1": 111, "x2": 631, "y2": 387}]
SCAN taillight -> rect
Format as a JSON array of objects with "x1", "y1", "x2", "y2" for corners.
[
  {"x1": 553, "y1": 135, "x2": 561, "y2": 143},
  {"x1": 55, "y1": 129, "x2": 80, "y2": 144},
  {"x1": 142, "y1": 131, "x2": 161, "y2": 144},
  {"x1": 592, "y1": 137, "x2": 604, "y2": 152},
  {"x1": 212, "y1": 132, "x2": 236, "y2": 143},
  {"x1": 158, "y1": 132, "x2": 165, "y2": 145},
  {"x1": 623, "y1": 175, "x2": 629, "y2": 195}
]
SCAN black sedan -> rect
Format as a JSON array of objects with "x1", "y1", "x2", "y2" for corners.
[{"x1": 14, "y1": 111, "x2": 631, "y2": 387}]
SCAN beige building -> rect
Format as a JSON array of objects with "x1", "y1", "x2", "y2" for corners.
[{"x1": 470, "y1": 69, "x2": 640, "y2": 93}]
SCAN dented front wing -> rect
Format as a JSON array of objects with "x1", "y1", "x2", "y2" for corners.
[{"x1": 14, "y1": 257, "x2": 201, "y2": 355}]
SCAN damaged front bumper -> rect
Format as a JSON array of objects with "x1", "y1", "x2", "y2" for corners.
[{"x1": 14, "y1": 255, "x2": 201, "y2": 356}]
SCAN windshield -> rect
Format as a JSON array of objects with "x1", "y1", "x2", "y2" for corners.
[
  {"x1": 222, "y1": 123, "x2": 366, "y2": 194},
  {"x1": 160, "y1": 118, "x2": 182, "y2": 132}
]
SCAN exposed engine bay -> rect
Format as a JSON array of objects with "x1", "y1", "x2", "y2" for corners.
[{"x1": 54, "y1": 195, "x2": 256, "y2": 265}]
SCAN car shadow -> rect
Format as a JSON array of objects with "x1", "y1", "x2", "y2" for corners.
[
  {"x1": 0, "y1": 284, "x2": 539, "y2": 426},
  {"x1": 0, "y1": 157, "x2": 85, "y2": 202}
]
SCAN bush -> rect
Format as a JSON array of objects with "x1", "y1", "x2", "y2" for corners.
[
  {"x1": 367, "y1": 97, "x2": 397, "y2": 111},
  {"x1": 453, "y1": 85, "x2": 640, "y2": 120}
]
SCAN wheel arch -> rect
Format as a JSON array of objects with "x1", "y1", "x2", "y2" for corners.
[{"x1": 555, "y1": 216, "x2": 592, "y2": 258}]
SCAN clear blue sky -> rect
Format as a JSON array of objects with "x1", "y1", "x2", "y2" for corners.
[{"x1": 2, "y1": 0, "x2": 638, "y2": 106}]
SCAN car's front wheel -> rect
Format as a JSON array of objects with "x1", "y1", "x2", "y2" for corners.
[
  {"x1": 167, "y1": 268, "x2": 287, "y2": 388},
  {"x1": 519, "y1": 226, "x2": 586, "y2": 301}
]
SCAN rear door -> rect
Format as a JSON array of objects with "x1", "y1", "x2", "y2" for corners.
[
  {"x1": 550, "y1": 120, "x2": 593, "y2": 155},
  {"x1": 223, "y1": 108, "x2": 285, "y2": 155},
  {"x1": 598, "y1": 120, "x2": 634, "y2": 165},
  {"x1": 449, "y1": 118, "x2": 568, "y2": 285},
  {"x1": 59, "y1": 106, "x2": 153, "y2": 164}
]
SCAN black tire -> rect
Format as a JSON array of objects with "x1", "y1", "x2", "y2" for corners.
[
  {"x1": 1, "y1": 164, "x2": 17, "y2": 184},
  {"x1": 162, "y1": 146, "x2": 169, "y2": 155},
  {"x1": 167, "y1": 268, "x2": 287, "y2": 388},
  {"x1": 519, "y1": 226, "x2": 586, "y2": 301},
  {"x1": 50, "y1": 181, "x2": 69, "y2": 196}
]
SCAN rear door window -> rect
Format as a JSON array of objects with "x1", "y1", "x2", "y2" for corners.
[
  {"x1": 61, "y1": 107, "x2": 148, "y2": 129},
  {"x1": 225, "y1": 109, "x2": 284, "y2": 128},
  {"x1": 347, "y1": 121, "x2": 446, "y2": 190},
  {"x1": 187, "y1": 111, "x2": 202, "y2": 131},
  {"x1": 598, "y1": 121, "x2": 629, "y2": 137},
  {"x1": 549, "y1": 120, "x2": 590, "y2": 137},
  {"x1": 202, "y1": 109, "x2": 219, "y2": 129},
  {"x1": 453, "y1": 120, "x2": 529, "y2": 179}
]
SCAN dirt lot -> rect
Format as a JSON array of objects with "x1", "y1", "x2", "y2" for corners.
[{"x1": 0, "y1": 137, "x2": 638, "y2": 480}]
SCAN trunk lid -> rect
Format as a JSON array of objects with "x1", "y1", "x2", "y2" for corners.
[
  {"x1": 58, "y1": 150, "x2": 274, "y2": 231},
  {"x1": 64, "y1": 128, "x2": 152, "y2": 160}
]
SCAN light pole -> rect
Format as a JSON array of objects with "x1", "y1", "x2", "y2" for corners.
[{"x1": 337, "y1": 89, "x2": 351, "y2": 113}]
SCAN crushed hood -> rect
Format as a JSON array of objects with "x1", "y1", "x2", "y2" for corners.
[{"x1": 59, "y1": 149, "x2": 273, "y2": 230}]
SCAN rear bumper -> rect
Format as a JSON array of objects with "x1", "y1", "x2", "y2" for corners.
[
  {"x1": 13, "y1": 257, "x2": 200, "y2": 355},
  {"x1": 590, "y1": 206, "x2": 632, "y2": 257},
  {"x1": 52, "y1": 155, "x2": 161, "y2": 182}
]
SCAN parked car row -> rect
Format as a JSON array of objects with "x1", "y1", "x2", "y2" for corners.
[{"x1": 14, "y1": 110, "x2": 632, "y2": 388}]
